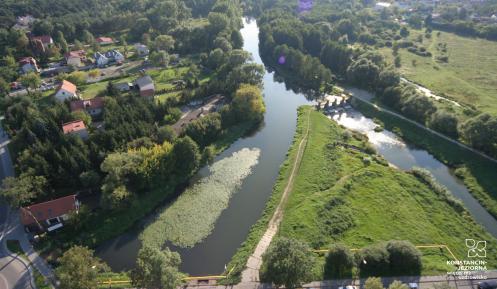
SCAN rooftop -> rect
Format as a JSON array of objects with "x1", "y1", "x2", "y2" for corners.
[
  {"x1": 62, "y1": 120, "x2": 86, "y2": 134},
  {"x1": 70, "y1": 97, "x2": 104, "y2": 111},
  {"x1": 59, "y1": 80, "x2": 77, "y2": 94},
  {"x1": 21, "y1": 195, "x2": 78, "y2": 225}
]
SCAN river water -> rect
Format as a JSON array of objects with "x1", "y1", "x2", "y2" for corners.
[{"x1": 97, "y1": 18, "x2": 497, "y2": 275}]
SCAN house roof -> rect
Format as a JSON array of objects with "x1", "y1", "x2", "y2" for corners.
[
  {"x1": 70, "y1": 97, "x2": 104, "y2": 111},
  {"x1": 20, "y1": 195, "x2": 78, "y2": 225},
  {"x1": 58, "y1": 80, "x2": 77, "y2": 94},
  {"x1": 19, "y1": 57, "x2": 37, "y2": 65},
  {"x1": 96, "y1": 37, "x2": 113, "y2": 43},
  {"x1": 135, "y1": 75, "x2": 155, "y2": 92},
  {"x1": 65, "y1": 50, "x2": 86, "y2": 59},
  {"x1": 62, "y1": 120, "x2": 86, "y2": 134},
  {"x1": 31, "y1": 35, "x2": 53, "y2": 44}
]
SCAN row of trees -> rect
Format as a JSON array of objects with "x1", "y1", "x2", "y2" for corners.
[
  {"x1": 256, "y1": 7, "x2": 497, "y2": 158},
  {"x1": 260, "y1": 238, "x2": 422, "y2": 289}
]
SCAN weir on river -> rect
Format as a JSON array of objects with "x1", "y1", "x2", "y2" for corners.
[{"x1": 97, "y1": 18, "x2": 497, "y2": 275}]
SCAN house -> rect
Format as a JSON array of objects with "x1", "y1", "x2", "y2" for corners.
[
  {"x1": 134, "y1": 75, "x2": 155, "y2": 99},
  {"x1": 55, "y1": 80, "x2": 78, "y2": 101},
  {"x1": 114, "y1": 82, "x2": 133, "y2": 92},
  {"x1": 96, "y1": 37, "x2": 114, "y2": 45},
  {"x1": 20, "y1": 195, "x2": 80, "y2": 232},
  {"x1": 134, "y1": 43, "x2": 149, "y2": 56},
  {"x1": 70, "y1": 97, "x2": 104, "y2": 117},
  {"x1": 31, "y1": 35, "x2": 53, "y2": 52},
  {"x1": 65, "y1": 50, "x2": 86, "y2": 67},
  {"x1": 94, "y1": 50, "x2": 124, "y2": 67},
  {"x1": 374, "y1": 2, "x2": 391, "y2": 11},
  {"x1": 62, "y1": 120, "x2": 89, "y2": 139},
  {"x1": 18, "y1": 57, "x2": 40, "y2": 74},
  {"x1": 12, "y1": 15, "x2": 35, "y2": 30}
]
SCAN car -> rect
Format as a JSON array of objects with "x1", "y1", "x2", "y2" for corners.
[
  {"x1": 408, "y1": 283, "x2": 418, "y2": 289},
  {"x1": 478, "y1": 280, "x2": 497, "y2": 289},
  {"x1": 338, "y1": 286, "x2": 358, "y2": 289}
]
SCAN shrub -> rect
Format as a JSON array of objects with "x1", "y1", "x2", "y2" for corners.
[
  {"x1": 324, "y1": 244, "x2": 355, "y2": 279},
  {"x1": 386, "y1": 240, "x2": 422, "y2": 275},
  {"x1": 357, "y1": 243, "x2": 390, "y2": 277},
  {"x1": 364, "y1": 277, "x2": 384, "y2": 289}
]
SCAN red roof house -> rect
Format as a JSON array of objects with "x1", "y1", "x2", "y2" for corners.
[
  {"x1": 20, "y1": 195, "x2": 79, "y2": 231},
  {"x1": 70, "y1": 97, "x2": 104, "y2": 117},
  {"x1": 96, "y1": 37, "x2": 114, "y2": 45},
  {"x1": 62, "y1": 120, "x2": 89, "y2": 139}
]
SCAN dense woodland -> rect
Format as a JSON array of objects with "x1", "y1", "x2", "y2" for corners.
[
  {"x1": 248, "y1": 0, "x2": 497, "y2": 159},
  {"x1": 0, "y1": 0, "x2": 265, "y2": 226}
]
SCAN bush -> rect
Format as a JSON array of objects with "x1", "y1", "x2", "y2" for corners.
[
  {"x1": 386, "y1": 240, "x2": 422, "y2": 275},
  {"x1": 364, "y1": 277, "x2": 384, "y2": 289},
  {"x1": 260, "y1": 238, "x2": 315, "y2": 289},
  {"x1": 357, "y1": 243, "x2": 390, "y2": 277},
  {"x1": 324, "y1": 244, "x2": 355, "y2": 279}
]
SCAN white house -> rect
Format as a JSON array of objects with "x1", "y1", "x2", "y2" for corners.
[
  {"x1": 55, "y1": 80, "x2": 78, "y2": 101},
  {"x1": 94, "y1": 50, "x2": 124, "y2": 67},
  {"x1": 65, "y1": 50, "x2": 86, "y2": 67},
  {"x1": 374, "y1": 2, "x2": 391, "y2": 11},
  {"x1": 18, "y1": 57, "x2": 40, "y2": 74},
  {"x1": 134, "y1": 43, "x2": 149, "y2": 56}
]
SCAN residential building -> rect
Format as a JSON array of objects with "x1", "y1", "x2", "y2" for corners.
[
  {"x1": 55, "y1": 80, "x2": 78, "y2": 101},
  {"x1": 374, "y1": 2, "x2": 392, "y2": 11},
  {"x1": 135, "y1": 75, "x2": 155, "y2": 99},
  {"x1": 134, "y1": 43, "x2": 150, "y2": 56},
  {"x1": 31, "y1": 35, "x2": 53, "y2": 53},
  {"x1": 70, "y1": 97, "x2": 105, "y2": 117},
  {"x1": 18, "y1": 57, "x2": 40, "y2": 74},
  {"x1": 114, "y1": 82, "x2": 133, "y2": 92},
  {"x1": 62, "y1": 120, "x2": 89, "y2": 139},
  {"x1": 20, "y1": 195, "x2": 80, "y2": 232},
  {"x1": 96, "y1": 37, "x2": 114, "y2": 45},
  {"x1": 65, "y1": 50, "x2": 86, "y2": 67},
  {"x1": 94, "y1": 50, "x2": 124, "y2": 67},
  {"x1": 12, "y1": 15, "x2": 35, "y2": 30}
]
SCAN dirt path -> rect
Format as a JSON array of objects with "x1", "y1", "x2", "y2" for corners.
[{"x1": 240, "y1": 109, "x2": 311, "y2": 284}]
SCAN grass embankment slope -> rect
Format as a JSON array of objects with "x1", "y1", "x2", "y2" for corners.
[
  {"x1": 353, "y1": 99, "x2": 497, "y2": 219},
  {"x1": 276, "y1": 107, "x2": 497, "y2": 277},
  {"x1": 380, "y1": 29, "x2": 497, "y2": 114}
]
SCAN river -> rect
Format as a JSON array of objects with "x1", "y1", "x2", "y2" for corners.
[{"x1": 97, "y1": 18, "x2": 497, "y2": 275}]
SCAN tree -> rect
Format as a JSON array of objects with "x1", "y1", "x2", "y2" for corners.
[
  {"x1": 388, "y1": 281, "x2": 409, "y2": 289},
  {"x1": 88, "y1": 69, "x2": 100, "y2": 79},
  {"x1": 131, "y1": 246, "x2": 183, "y2": 289},
  {"x1": 56, "y1": 246, "x2": 109, "y2": 289},
  {"x1": 0, "y1": 77, "x2": 9, "y2": 95},
  {"x1": 0, "y1": 173, "x2": 47, "y2": 207},
  {"x1": 172, "y1": 136, "x2": 201, "y2": 179},
  {"x1": 150, "y1": 51, "x2": 170, "y2": 67},
  {"x1": 231, "y1": 84, "x2": 265, "y2": 123},
  {"x1": 364, "y1": 277, "x2": 384, "y2": 289},
  {"x1": 72, "y1": 110, "x2": 92, "y2": 127},
  {"x1": 357, "y1": 243, "x2": 390, "y2": 277},
  {"x1": 19, "y1": 72, "x2": 41, "y2": 94},
  {"x1": 157, "y1": 125, "x2": 177, "y2": 143},
  {"x1": 79, "y1": 171, "x2": 101, "y2": 189},
  {"x1": 400, "y1": 27, "x2": 410, "y2": 38},
  {"x1": 428, "y1": 110, "x2": 459, "y2": 138},
  {"x1": 386, "y1": 240, "x2": 422, "y2": 275},
  {"x1": 260, "y1": 238, "x2": 315, "y2": 289},
  {"x1": 324, "y1": 244, "x2": 355, "y2": 279},
  {"x1": 394, "y1": 55, "x2": 401, "y2": 68},
  {"x1": 155, "y1": 35, "x2": 175, "y2": 52},
  {"x1": 57, "y1": 31, "x2": 69, "y2": 53},
  {"x1": 460, "y1": 113, "x2": 497, "y2": 157},
  {"x1": 65, "y1": 71, "x2": 87, "y2": 86},
  {"x1": 82, "y1": 30, "x2": 94, "y2": 45},
  {"x1": 130, "y1": 18, "x2": 151, "y2": 40}
]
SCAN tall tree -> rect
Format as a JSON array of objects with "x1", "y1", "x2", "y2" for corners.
[
  {"x1": 131, "y1": 246, "x2": 184, "y2": 289},
  {"x1": 56, "y1": 246, "x2": 109, "y2": 289},
  {"x1": 260, "y1": 238, "x2": 315, "y2": 289}
]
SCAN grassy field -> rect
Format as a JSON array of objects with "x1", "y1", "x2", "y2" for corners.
[
  {"x1": 380, "y1": 29, "x2": 497, "y2": 114},
  {"x1": 255, "y1": 107, "x2": 496, "y2": 279},
  {"x1": 353, "y1": 99, "x2": 497, "y2": 219}
]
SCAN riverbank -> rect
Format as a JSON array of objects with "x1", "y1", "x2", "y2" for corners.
[
  {"x1": 351, "y1": 98, "x2": 497, "y2": 220},
  {"x1": 36, "y1": 121, "x2": 256, "y2": 259},
  {"x1": 276, "y1": 107, "x2": 497, "y2": 278}
]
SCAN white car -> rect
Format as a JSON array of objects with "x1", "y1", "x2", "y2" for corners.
[{"x1": 338, "y1": 286, "x2": 358, "y2": 289}]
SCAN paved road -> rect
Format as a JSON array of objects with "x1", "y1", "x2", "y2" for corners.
[{"x1": 0, "y1": 125, "x2": 34, "y2": 289}]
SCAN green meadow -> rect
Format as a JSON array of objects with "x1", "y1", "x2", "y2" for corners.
[{"x1": 381, "y1": 29, "x2": 497, "y2": 114}]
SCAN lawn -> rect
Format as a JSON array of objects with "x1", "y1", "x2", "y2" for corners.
[
  {"x1": 380, "y1": 29, "x2": 497, "y2": 114},
  {"x1": 269, "y1": 107, "x2": 497, "y2": 278}
]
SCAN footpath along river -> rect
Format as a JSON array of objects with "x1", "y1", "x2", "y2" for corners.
[{"x1": 97, "y1": 18, "x2": 497, "y2": 275}]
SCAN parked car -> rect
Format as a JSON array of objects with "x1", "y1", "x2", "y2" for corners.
[
  {"x1": 478, "y1": 281, "x2": 497, "y2": 289},
  {"x1": 338, "y1": 286, "x2": 358, "y2": 289},
  {"x1": 408, "y1": 283, "x2": 418, "y2": 289}
]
